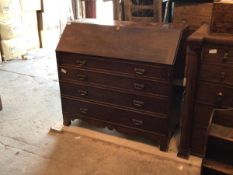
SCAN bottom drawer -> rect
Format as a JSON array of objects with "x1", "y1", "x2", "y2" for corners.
[{"x1": 61, "y1": 97, "x2": 168, "y2": 134}]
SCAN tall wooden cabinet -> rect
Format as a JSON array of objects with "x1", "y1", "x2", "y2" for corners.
[{"x1": 179, "y1": 25, "x2": 233, "y2": 157}]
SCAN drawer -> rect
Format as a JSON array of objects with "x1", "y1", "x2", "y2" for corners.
[
  {"x1": 202, "y1": 45, "x2": 233, "y2": 65},
  {"x1": 58, "y1": 66, "x2": 170, "y2": 96},
  {"x1": 199, "y1": 64, "x2": 233, "y2": 85},
  {"x1": 191, "y1": 126, "x2": 208, "y2": 156},
  {"x1": 57, "y1": 52, "x2": 170, "y2": 81},
  {"x1": 193, "y1": 104, "x2": 214, "y2": 128},
  {"x1": 61, "y1": 97, "x2": 167, "y2": 134},
  {"x1": 60, "y1": 81, "x2": 169, "y2": 114},
  {"x1": 197, "y1": 82, "x2": 233, "y2": 107}
]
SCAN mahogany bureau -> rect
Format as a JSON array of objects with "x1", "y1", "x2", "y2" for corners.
[
  {"x1": 179, "y1": 25, "x2": 233, "y2": 157},
  {"x1": 56, "y1": 20, "x2": 187, "y2": 151}
]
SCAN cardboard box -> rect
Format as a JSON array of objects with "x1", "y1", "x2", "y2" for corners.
[
  {"x1": 40, "y1": 29, "x2": 60, "y2": 49},
  {"x1": 21, "y1": 12, "x2": 38, "y2": 30},
  {"x1": 24, "y1": 29, "x2": 40, "y2": 50},
  {"x1": 20, "y1": 0, "x2": 41, "y2": 11},
  {"x1": 0, "y1": 19, "x2": 24, "y2": 40},
  {"x1": 1, "y1": 37, "x2": 26, "y2": 60},
  {"x1": 37, "y1": 12, "x2": 60, "y2": 30},
  {"x1": 0, "y1": 0, "x2": 21, "y2": 19}
]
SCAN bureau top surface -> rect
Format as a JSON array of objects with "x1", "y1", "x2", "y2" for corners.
[{"x1": 56, "y1": 19, "x2": 186, "y2": 65}]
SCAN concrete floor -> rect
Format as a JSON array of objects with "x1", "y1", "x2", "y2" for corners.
[{"x1": 0, "y1": 50, "x2": 202, "y2": 175}]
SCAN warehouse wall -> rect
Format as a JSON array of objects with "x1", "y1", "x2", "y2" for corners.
[
  {"x1": 96, "y1": 0, "x2": 113, "y2": 21},
  {"x1": 0, "y1": 0, "x2": 74, "y2": 61}
]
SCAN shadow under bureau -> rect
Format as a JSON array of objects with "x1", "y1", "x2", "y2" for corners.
[{"x1": 56, "y1": 20, "x2": 187, "y2": 151}]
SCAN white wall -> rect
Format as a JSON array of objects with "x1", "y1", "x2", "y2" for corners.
[{"x1": 96, "y1": 0, "x2": 113, "y2": 22}]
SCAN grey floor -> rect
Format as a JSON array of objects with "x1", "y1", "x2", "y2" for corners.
[{"x1": 0, "y1": 50, "x2": 201, "y2": 175}]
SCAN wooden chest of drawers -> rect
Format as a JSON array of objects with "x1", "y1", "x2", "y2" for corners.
[
  {"x1": 179, "y1": 25, "x2": 233, "y2": 157},
  {"x1": 56, "y1": 20, "x2": 187, "y2": 151}
]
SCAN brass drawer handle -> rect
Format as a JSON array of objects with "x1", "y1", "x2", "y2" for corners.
[
  {"x1": 132, "y1": 118, "x2": 143, "y2": 126},
  {"x1": 78, "y1": 90, "x2": 88, "y2": 97},
  {"x1": 133, "y1": 100, "x2": 144, "y2": 108},
  {"x1": 76, "y1": 60, "x2": 86, "y2": 67},
  {"x1": 223, "y1": 52, "x2": 229, "y2": 62},
  {"x1": 134, "y1": 68, "x2": 145, "y2": 75},
  {"x1": 77, "y1": 74, "x2": 87, "y2": 81},
  {"x1": 134, "y1": 83, "x2": 145, "y2": 90},
  {"x1": 79, "y1": 107, "x2": 88, "y2": 114},
  {"x1": 181, "y1": 19, "x2": 187, "y2": 24},
  {"x1": 60, "y1": 68, "x2": 67, "y2": 74},
  {"x1": 215, "y1": 92, "x2": 223, "y2": 105},
  {"x1": 220, "y1": 71, "x2": 226, "y2": 81}
]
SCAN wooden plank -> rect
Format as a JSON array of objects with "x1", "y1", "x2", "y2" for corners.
[
  {"x1": 209, "y1": 124, "x2": 233, "y2": 142},
  {"x1": 131, "y1": 16, "x2": 157, "y2": 22},
  {"x1": 132, "y1": 5, "x2": 154, "y2": 10},
  {"x1": 203, "y1": 159, "x2": 233, "y2": 174}
]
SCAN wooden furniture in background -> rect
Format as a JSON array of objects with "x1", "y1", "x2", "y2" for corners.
[
  {"x1": 173, "y1": 2, "x2": 213, "y2": 33},
  {"x1": 123, "y1": 0, "x2": 162, "y2": 22},
  {"x1": 84, "y1": 0, "x2": 96, "y2": 18},
  {"x1": 179, "y1": 24, "x2": 233, "y2": 157},
  {"x1": 56, "y1": 19, "x2": 187, "y2": 151},
  {"x1": 210, "y1": 1, "x2": 233, "y2": 34},
  {"x1": 201, "y1": 108, "x2": 233, "y2": 175},
  {"x1": 113, "y1": 0, "x2": 123, "y2": 20}
]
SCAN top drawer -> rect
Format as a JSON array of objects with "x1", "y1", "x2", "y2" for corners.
[
  {"x1": 202, "y1": 45, "x2": 233, "y2": 65},
  {"x1": 57, "y1": 52, "x2": 171, "y2": 82}
]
